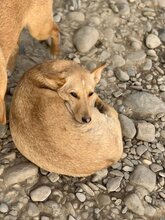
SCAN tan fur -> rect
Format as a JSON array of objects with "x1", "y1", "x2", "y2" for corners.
[
  {"x1": 10, "y1": 60, "x2": 123, "y2": 177},
  {"x1": 0, "y1": 0, "x2": 60, "y2": 124}
]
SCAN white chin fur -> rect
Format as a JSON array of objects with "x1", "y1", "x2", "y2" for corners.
[{"x1": 65, "y1": 102, "x2": 73, "y2": 115}]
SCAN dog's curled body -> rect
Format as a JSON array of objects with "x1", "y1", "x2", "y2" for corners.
[{"x1": 10, "y1": 60, "x2": 123, "y2": 177}]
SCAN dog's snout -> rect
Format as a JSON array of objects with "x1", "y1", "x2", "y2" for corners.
[{"x1": 82, "y1": 116, "x2": 91, "y2": 123}]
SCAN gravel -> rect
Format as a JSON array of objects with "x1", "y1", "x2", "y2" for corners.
[{"x1": 0, "y1": 0, "x2": 165, "y2": 219}]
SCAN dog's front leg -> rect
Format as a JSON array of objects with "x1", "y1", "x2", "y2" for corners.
[{"x1": 95, "y1": 96, "x2": 118, "y2": 118}]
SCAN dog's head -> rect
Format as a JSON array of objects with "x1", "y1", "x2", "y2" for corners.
[{"x1": 53, "y1": 62, "x2": 106, "y2": 124}]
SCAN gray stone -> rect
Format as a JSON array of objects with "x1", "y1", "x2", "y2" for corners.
[
  {"x1": 159, "y1": 29, "x2": 165, "y2": 42},
  {"x1": 159, "y1": 192, "x2": 165, "y2": 199},
  {"x1": 136, "y1": 122, "x2": 155, "y2": 142},
  {"x1": 127, "y1": 50, "x2": 146, "y2": 63},
  {"x1": 79, "y1": 183, "x2": 95, "y2": 196},
  {"x1": 143, "y1": 59, "x2": 152, "y2": 71},
  {"x1": 0, "y1": 124, "x2": 7, "y2": 138},
  {"x1": 146, "y1": 34, "x2": 161, "y2": 49},
  {"x1": 0, "y1": 165, "x2": 4, "y2": 175},
  {"x1": 144, "y1": 203, "x2": 156, "y2": 217},
  {"x1": 30, "y1": 186, "x2": 51, "y2": 202},
  {"x1": 119, "y1": 114, "x2": 136, "y2": 139},
  {"x1": 97, "y1": 194, "x2": 111, "y2": 206},
  {"x1": 156, "y1": 143, "x2": 165, "y2": 151},
  {"x1": 123, "y1": 92, "x2": 165, "y2": 119},
  {"x1": 76, "y1": 193, "x2": 86, "y2": 202},
  {"x1": 27, "y1": 202, "x2": 39, "y2": 217},
  {"x1": 89, "y1": 16, "x2": 101, "y2": 26},
  {"x1": 112, "y1": 55, "x2": 125, "y2": 68},
  {"x1": 135, "y1": 186, "x2": 148, "y2": 199},
  {"x1": 160, "y1": 85, "x2": 165, "y2": 92},
  {"x1": 0, "y1": 203, "x2": 9, "y2": 213},
  {"x1": 92, "y1": 168, "x2": 108, "y2": 182},
  {"x1": 73, "y1": 26, "x2": 99, "y2": 53},
  {"x1": 68, "y1": 216, "x2": 76, "y2": 220},
  {"x1": 103, "y1": 27, "x2": 114, "y2": 42},
  {"x1": 4, "y1": 163, "x2": 38, "y2": 186},
  {"x1": 47, "y1": 173, "x2": 59, "y2": 183},
  {"x1": 116, "y1": 0, "x2": 130, "y2": 16},
  {"x1": 106, "y1": 177, "x2": 122, "y2": 192},
  {"x1": 125, "y1": 193, "x2": 144, "y2": 216},
  {"x1": 130, "y1": 165, "x2": 156, "y2": 192},
  {"x1": 158, "y1": 0, "x2": 165, "y2": 8},
  {"x1": 136, "y1": 145, "x2": 148, "y2": 156},
  {"x1": 115, "y1": 69, "x2": 129, "y2": 81},
  {"x1": 68, "y1": 215, "x2": 76, "y2": 220},
  {"x1": 40, "y1": 216, "x2": 50, "y2": 220},
  {"x1": 145, "y1": 195, "x2": 152, "y2": 203},
  {"x1": 145, "y1": 73, "x2": 153, "y2": 81},
  {"x1": 68, "y1": 12, "x2": 85, "y2": 22},
  {"x1": 160, "y1": 130, "x2": 165, "y2": 138},
  {"x1": 150, "y1": 164, "x2": 163, "y2": 172},
  {"x1": 123, "y1": 166, "x2": 134, "y2": 172}
]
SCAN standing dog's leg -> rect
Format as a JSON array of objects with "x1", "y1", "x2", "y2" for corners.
[
  {"x1": 50, "y1": 23, "x2": 60, "y2": 56},
  {"x1": 0, "y1": 49, "x2": 7, "y2": 124},
  {"x1": 7, "y1": 44, "x2": 19, "y2": 74},
  {"x1": 27, "y1": 0, "x2": 60, "y2": 56}
]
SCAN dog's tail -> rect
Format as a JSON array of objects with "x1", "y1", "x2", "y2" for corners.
[{"x1": 0, "y1": 48, "x2": 7, "y2": 124}]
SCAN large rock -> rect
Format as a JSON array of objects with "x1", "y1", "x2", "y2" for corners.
[
  {"x1": 125, "y1": 193, "x2": 144, "y2": 216},
  {"x1": 4, "y1": 163, "x2": 38, "y2": 186},
  {"x1": 119, "y1": 114, "x2": 136, "y2": 139},
  {"x1": 130, "y1": 165, "x2": 156, "y2": 192},
  {"x1": 73, "y1": 26, "x2": 99, "y2": 53},
  {"x1": 123, "y1": 92, "x2": 165, "y2": 119},
  {"x1": 136, "y1": 122, "x2": 155, "y2": 142}
]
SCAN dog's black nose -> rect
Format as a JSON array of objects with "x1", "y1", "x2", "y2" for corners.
[{"x1": 82, "y1": 116, "x2": 91, "y2": 123}]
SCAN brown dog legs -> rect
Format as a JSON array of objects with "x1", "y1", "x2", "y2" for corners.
[
  {"x1": 0, "y1": 63, "x2": 7, "y2": 124},
  {"x1": 50, "y1": 24, "x2": 60, "y2": 56},
  {"x1": 28, "y1": 21, "x2": 60, "y2": 56}
]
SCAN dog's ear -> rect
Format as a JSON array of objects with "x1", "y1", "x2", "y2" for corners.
[
  {"x1": 45, "y1": 72, "x2": 66, "y2": 90},
  {"x1": 91, "y1": 63, "x2": 107, "y2": 84},
  {"x1": 0, "y1": 97, "x2": 6, "y2": 125}
]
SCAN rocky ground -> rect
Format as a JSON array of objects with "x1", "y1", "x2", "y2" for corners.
[{"x1": 0, "y1": 0, "x2": 165, "y2": 219}]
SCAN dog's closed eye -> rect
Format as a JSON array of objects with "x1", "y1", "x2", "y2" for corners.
[
  {"x1": 88, "y1": 92, "x2": 94, "y2": 97},
  {"x1": 70, "y1": 92, "x2": 79, "y2": 98}
]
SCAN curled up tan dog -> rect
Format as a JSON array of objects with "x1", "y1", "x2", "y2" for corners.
[
  {"x1": 0, "y1": 0, "x2": 60, "y2": 124},
  {"x1": 10, "y1": 60, "x2": 123, "y2": 177}
]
